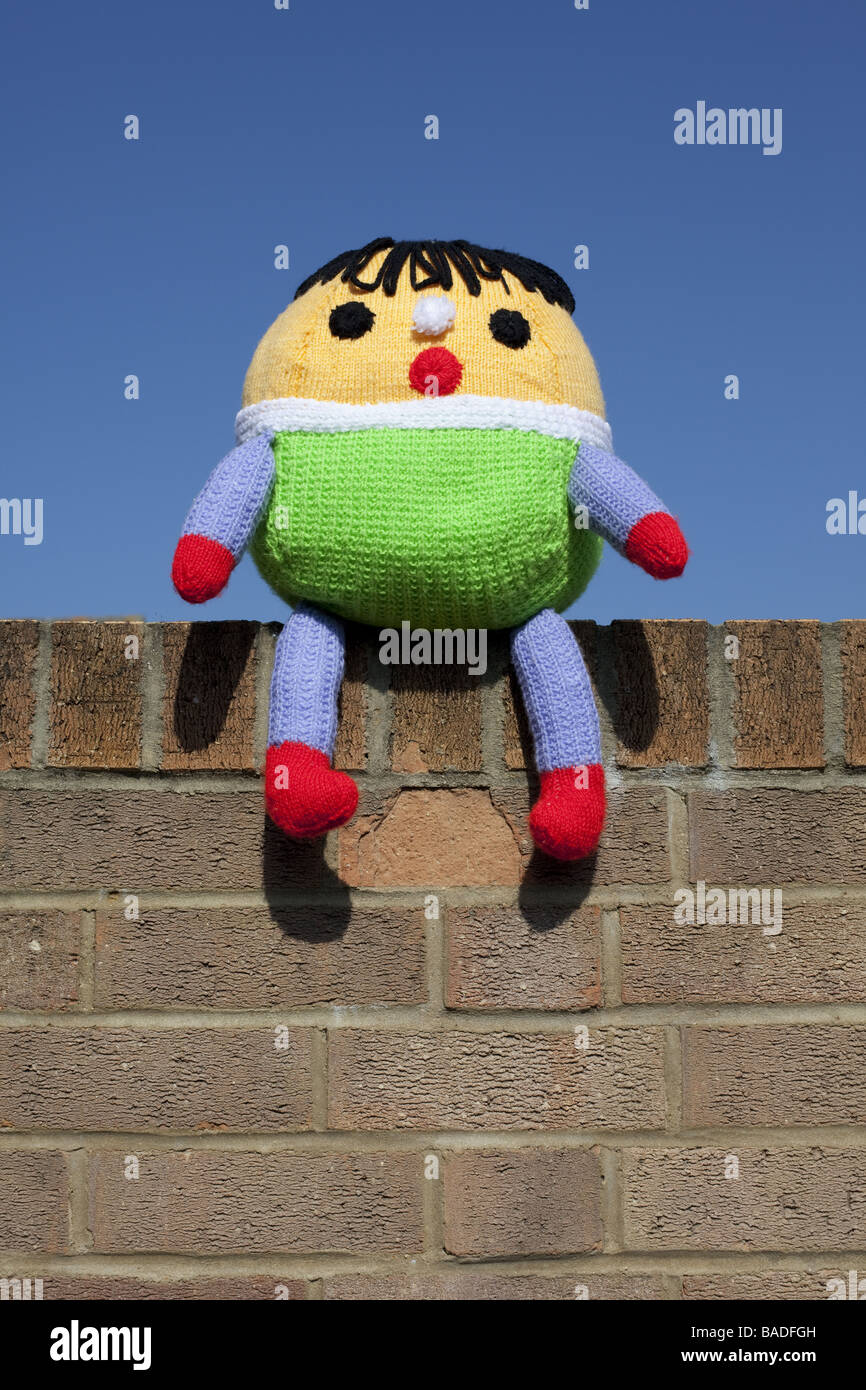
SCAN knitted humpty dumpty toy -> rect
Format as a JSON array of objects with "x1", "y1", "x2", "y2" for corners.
[{"x1": 172, "y1": 238, "x2": 688, "y2": 860}]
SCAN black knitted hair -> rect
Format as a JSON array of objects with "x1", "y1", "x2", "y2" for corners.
[{"x1": 293, "y1": 237, "x2": 575, "y2": 315}]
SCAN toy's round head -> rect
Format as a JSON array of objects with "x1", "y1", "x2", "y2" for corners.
[
  {"x1": 242, "y1": 238, "x2": 606, "y2": 416},
  {"x1": 240, "y1": 239, "x2": 612, "y2": 630}
]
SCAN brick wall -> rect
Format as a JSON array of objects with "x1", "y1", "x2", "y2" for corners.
[{"x1": 1, "y1": 617, "x2": 866, "y2": 1301}]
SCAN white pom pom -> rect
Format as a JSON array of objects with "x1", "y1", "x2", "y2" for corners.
[{"x1": 412, "y1": 294, "x2": 456, "y2": 335}]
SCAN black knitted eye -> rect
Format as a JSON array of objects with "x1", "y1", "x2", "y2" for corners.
[
  {"x1": 489, "y1": 308, "x2": 531, "y2": 349},
  {"x1": 329, "y1": 302, "x2": 375, "y2": 339}
]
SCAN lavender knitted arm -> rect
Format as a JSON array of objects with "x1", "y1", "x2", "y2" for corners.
[
  {"x1": 181, "y1": 432, "x2": 275, "y2": 556},
  {"x1": 568, "y1": 442, "x2": 688, "y2": 579},
  {"x1": 172, "y1": 432, "x2": 275, "y2": 603}
]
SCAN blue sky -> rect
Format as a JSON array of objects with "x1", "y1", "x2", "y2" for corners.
[{"x1": 2, "y1": 0, "x2": 864, "y2": 623}]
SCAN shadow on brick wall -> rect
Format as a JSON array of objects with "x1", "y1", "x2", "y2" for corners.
[
  {"x1": 261, "y1": 821, "x2": 352, "y2": 933},
  {"x1": 171, "y1": 623, "x2": 257, "y2": 754},
  {"x1": 609, "y1": 620, "x2": 661, "y2": 755}
]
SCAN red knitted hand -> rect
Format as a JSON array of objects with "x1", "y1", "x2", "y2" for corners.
[
  {"x1": 625, "y1": 511, "x2": 689, "y2": 579},
  {"x1": 171, "y1": 534, "x2": 234, "y2": 603}
]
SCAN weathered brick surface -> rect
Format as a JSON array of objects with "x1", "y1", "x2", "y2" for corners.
[
  {"x1": 613, "y1": 620, "x2": 709, "y2": 767},
  {"x1": 340, "y1": 788, "x2": 521, "y2": 887},
  {"x1": 0, "y1": 911, "x2": 80, "y2": 1011},
  {"x1": 391, "y1": 662, "x2": 482, "y2": 773},
  {"x1": 445, "y1": 904, "x2": 601, "y2": 1010},
  {"x1": 684, "y1": 1271, "x2": 854, "y2": 1301},
  {"x1": 324, "y1": 1273, "x2": 666, "y2": 1300},
  {"x1": 37, "y1": 1276, "x2": 308, "y2": 1300},
  {"x1": 161, "y1": 621, "x2": 257, "y2": 771},
  {"x1": 89, "y1": 1151, "x2": 423, "y2": 1253},
  {"x1": 682, "y1": 1026, "x2": 866, "y2": 1127},
  {"x1": 3, "y1": 618, "x2": 865, "y2": 1299},
  {"x1": 841, "y1": 620, "x2": 866, "y2": 767},
  {"x1": 623, "y1": 1148, "x2": 866, "y2": 1251},
  {"x1": 48, "y1": 621, "x2": 143, "y2": 769},
  {"x1": 0, "y1": 789, "x2": 323, "y2": 890},
  {"x1": 0, "y1": 619, "x2": 39, "y2": 769},
  {"x1": 94, "y1": 905, "x2": 425, "y2": 1009},
  {"x1": 0, "y1": 1027, "x2": 312, "y2": 1131},
  {"x1": 689, "y1": 789, "x2": 866, "y2": 884},
  {"x1": 491, "y1": 784, "x2": 672, "y2": 885},
  {"x1": 329, "y1": 1028, "x2": 666, "y2": 1131},
  {"x1": 728, "y1": 620, "x2": 824, "y2": 768},
  {"x1": 621, "y1": 901, "x2": 866, "y2": 1004},
  {"x1": 333, "y1": 628, "x2": 367, "y2": 771},
  {"x1": 0, "y1": 1151, "x2": 69, "y2": 1252},
  {"x1": 443, "y1": 1149, "x2": 603, "y2": 1255}
]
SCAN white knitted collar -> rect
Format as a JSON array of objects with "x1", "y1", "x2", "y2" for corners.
[{"x1": 235, "y1": 395, "x2": 613, "y2": 453}]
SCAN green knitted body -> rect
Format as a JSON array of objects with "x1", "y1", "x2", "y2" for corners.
[{"x1": 250, "y1": 427, "x2": 602, "y2": 630}]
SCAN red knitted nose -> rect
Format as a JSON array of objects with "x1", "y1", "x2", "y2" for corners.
[{"x1": 408, "y1": 346, "x2": 463, "y2": 396}]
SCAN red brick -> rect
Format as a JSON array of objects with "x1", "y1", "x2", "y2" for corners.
[
  {"x1": 161, "y1": 621, "x2": 257, "y2": 772},
  {"x1": 444, "y1": 1149, "x2": 602, "y2": 1256},
  {"x1": 624, "y1": 1147, "x2": 866, "y2": 1251},
  {"x1": 340, "y1": 785, "x2": 670, "y2": 889},
  {"x1": 727, "y1": 620, "x2": 824, "y2": 768},
  {"x1": 491, "y1": 783, "x2": 672, "y2": 885},
  {"x1": 0, "y1": 1027, "x2": 312, "y2": 1131},
  {"x1": 689, "y1": 789, "x2": 866, "y2": 884},
  {"x1": 333, "y1": 627, "x2": 367, "y2": 771},
  {"x1": 613, "y1": 620, "x2": 709, "y2": 767},
  {"x1": 0, "y1": 911, "x2": 79, "y2": 1011},
  {"x1": 94, "y1": 905, "x2": 425, "y2": 1009},
  {"x1": 445, "y1": 904, "x2": 601, "y2": 1010},
  {"x1": 340, "y1": 788, "x2": 521, "y2": 887},
  {"x1": 621, "y1": 901, "x2": 866, "y2": 1004},
  {"x1": 390, "y1": 663, "x2": 482, "y2": 773},
  {"x1": 684, "y1": 1271, "x2": 856, "y2": 1300},
  {"x1": 89, "y1": 1151, "x2": 423, "y2": 1254},
  {"x1": 841, "y1": 621, "x2": 866, "y2": 767},
  {"x1": 329, "y1": 1028, "x2": 666, "y2": 1131},
  {"x1": 0, "y1": 620, "x2": 39, "y2": 769},
  {"x1": 48, "y1": 621, "x2": 143, "y2": 769},
  {"x1": 683, "y1": 1026, "x2": 866, "y2": 1127},
  {"x1": 0, "y1": 789, "x2": 323, "y2": 891},
  {"x1": 0, "y1": 1151, "x2": 69, "y2": 1252}
]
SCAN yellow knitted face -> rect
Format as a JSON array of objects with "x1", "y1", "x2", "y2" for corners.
[{"x1": 242, "y1": 250, "x2": 606, "y2": 416}]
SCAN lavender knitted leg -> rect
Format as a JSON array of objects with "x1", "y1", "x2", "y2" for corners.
[
  {"x1": 510, "y1": 608, "x2": 601, "y2": 772},
  {"x1": 183, "y1": 431, "x2": 275, "y2": 558},
  {"x1": 268, "y1": 603, "x2": 345, "y2": 758},
  {"x1": 568, "y1": 441, "x2": 669, "y2": 552}
]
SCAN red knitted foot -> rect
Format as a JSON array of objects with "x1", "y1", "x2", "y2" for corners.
[
  {"x1": 625, "y1": 511, "x2": 689, "y2": 579},
  {"x1": 265, "y1": 742, "x2": 358, "y2": 839},
  {"x1": 529, "y1": 763, "x2": 606, "y2": 861},
  {"x1": 172, "y1": 533, "x2": 234, "y2": 603}
]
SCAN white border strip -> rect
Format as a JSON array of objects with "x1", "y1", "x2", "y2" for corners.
[{"x1": 235, "y1": 395, "x2": 613, "y2": 453}]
